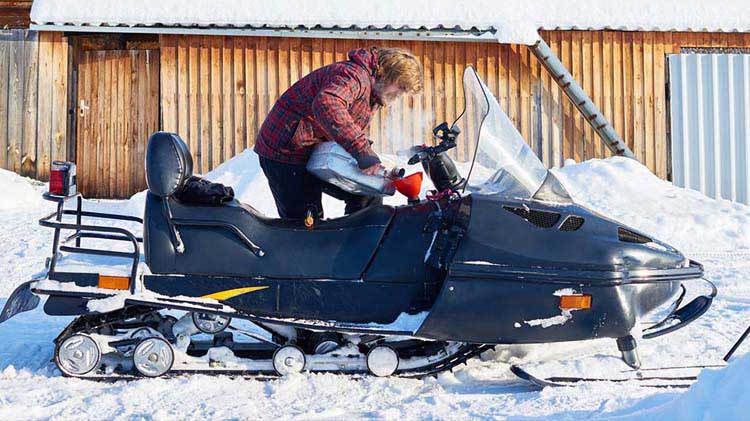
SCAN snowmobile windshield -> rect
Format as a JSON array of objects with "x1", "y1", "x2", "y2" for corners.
[{"x1": 455, "y1": 67, "x2": 570, "y2": 201}]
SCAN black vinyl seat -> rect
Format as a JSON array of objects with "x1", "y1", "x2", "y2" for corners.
[{"x1": 143, "y1": 132, "x2": 394, "y2": 279}]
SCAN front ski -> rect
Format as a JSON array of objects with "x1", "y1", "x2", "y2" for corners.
[{"x1": 510, "y1": 363, "x2": 725, "y2": 389}]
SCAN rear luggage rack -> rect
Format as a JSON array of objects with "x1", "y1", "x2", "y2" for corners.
[{"x1": 40, "y1": 193, "x2": 143, "y2": 293}]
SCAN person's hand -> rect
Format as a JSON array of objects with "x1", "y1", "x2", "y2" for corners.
[{"x1": 362, "y1": 164, "x2": 385, "y2": 176}]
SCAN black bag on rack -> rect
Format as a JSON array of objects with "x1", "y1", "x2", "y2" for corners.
[{"x1": 174, "y1": 176, "x2": 235, "y2": 205}]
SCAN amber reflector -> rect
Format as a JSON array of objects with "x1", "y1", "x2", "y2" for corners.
[
  {"x1": 98, "y1": 275, "x2": 130, "y2": 290},
  {"x1": 559, "y1": 294, "x2": 592, "y2": 310}
]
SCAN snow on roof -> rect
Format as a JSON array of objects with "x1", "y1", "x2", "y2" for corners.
[{"x1": 31, "y1": 0, "x2": 750, "y2": 45}]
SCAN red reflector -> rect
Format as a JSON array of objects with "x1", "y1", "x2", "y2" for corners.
[
  {"x1": 559, "y1": 294, "x2": 592, "y2": 310},
  {"x1": 49, "y1": 170, "x2": 64, "y2": 195}
]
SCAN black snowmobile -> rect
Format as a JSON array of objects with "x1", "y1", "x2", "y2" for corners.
[{"x1": 1, "y1": 67, "x2": 716, "y2": 381}]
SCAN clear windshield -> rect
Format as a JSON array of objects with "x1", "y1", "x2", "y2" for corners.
[
  {"x1": 454, "y1": 67, "x2": 568, "y2": 200},
  {"x1": 457, "y1": 67, "x2": 547, "y2": 198}
]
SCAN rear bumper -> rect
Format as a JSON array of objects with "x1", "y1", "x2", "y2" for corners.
[{"x1": 415, "y1": 261, "x2": 704, "y2": 344}]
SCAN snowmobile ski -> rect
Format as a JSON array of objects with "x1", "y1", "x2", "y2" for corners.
[{"x1": 510, "y1": 363, "x2": 726, "y2": 389}]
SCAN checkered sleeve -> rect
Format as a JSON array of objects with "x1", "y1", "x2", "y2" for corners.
[{"x1": 312, "y1": 73, "x2": 381, "y2": 169}]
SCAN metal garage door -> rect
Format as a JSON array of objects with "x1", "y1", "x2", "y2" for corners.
[{"x1": 669, "y1": 54, "x2": 750, "y2": 205}]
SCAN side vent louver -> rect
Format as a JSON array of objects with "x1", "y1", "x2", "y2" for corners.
[
  {"x1": 618, "y1": 227, "x2": 651, "y2": 244},
  {"x1": 503, "y1": 206, "x2": 561, "y2": 228},
  {"x1": 559, "y1": 216, "x2": 585, "y2": 231}
]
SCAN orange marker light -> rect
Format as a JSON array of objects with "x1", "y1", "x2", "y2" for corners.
[
  {"x1": 98, "y1": 275, "x2": 130, "y2": 291},
  {"x1": 559, "y1": 294, "x2": 592, "y2": 310}
]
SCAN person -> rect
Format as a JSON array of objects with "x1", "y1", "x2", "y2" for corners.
[{"x1": 254, "y1": 47, "x2": 423, "y2": 219}]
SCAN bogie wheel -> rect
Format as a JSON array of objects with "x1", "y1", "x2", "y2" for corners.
[
  {"x1": 367, "y1": 345, "x2": 400, "y2": 377},
  {"x1": 272, "y1": 345, "x2": 306, "y2": 376},
  {"x1": 191, "y1": 312, "x2": 232, "y2": 334},
  {"x1": 133, "y1": 337, "x2": 175, "y2": 377},
  {"x1": 55, "y1": 334, "x2": 102, "y2": 377}
]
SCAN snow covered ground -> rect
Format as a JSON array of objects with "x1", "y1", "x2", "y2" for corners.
[{"x1": 1, "y1": 154, "x2": 749, "y2": 419}]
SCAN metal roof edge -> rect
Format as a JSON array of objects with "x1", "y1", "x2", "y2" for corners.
[{"x1": 29, "y1": 23, "x2": 500, "y2": 43}]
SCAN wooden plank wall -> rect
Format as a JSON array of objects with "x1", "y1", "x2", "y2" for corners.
[
  {"x1": 160, "y1": 32, "x2": 750, "y2": 178},
  {"x1": 76, "y1": 50, "x2": 159, "y2": 198},
  {"x1": 0, "y1": 1, "x2": 32, "y2": 29},
  {"x1": 0, "y1": 29, "x2": 68, "y2": 180}
]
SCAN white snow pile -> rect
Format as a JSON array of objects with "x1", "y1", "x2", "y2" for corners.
[
  {"x1": 31, "y1": 0, "x2": 750, "y2": 45},
  {"x1": 1, "y1": 169, "x2": 44, "y2": 211},
  {"x1": 555, "y1": 156, "x2": 750, "y2": 254},
  {"x1": 635, "y1": 354, "x2": 750, "y2": 420}
]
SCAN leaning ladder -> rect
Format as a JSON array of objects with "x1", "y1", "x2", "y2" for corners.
[{"x1": 529, "y1": 38, "x2": 636, "y2": 159}]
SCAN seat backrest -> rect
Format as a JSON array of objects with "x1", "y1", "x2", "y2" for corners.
[{"x1": 145, "y1": 132, "x2": 193, "y2": 197}]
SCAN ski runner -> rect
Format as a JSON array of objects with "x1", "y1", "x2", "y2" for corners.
[{"x1": 254, "y1": 47, "x2": 423, "y2": 219}]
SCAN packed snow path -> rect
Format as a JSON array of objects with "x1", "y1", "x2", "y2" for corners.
[{"x1": 1, "y1": 155, "x2": 749, "y2": 419}]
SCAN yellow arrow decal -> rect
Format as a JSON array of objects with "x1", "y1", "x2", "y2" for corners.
[{"x1": 201, "y1": 286, "x2": 269, "y2": 301}]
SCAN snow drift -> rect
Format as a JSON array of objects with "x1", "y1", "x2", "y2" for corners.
[
  {"x1": 2, "y1": 169, "x2": 44, "y2": 211},
  {"x1": 629, "y1": 354, "x2": 750, "y2": 420},
  {"x1": 665, "y1": 354, "x2": 750, "y2": 420},
  {"x1": 555, "y1": 157, "x2": 750, "y2": 254}
]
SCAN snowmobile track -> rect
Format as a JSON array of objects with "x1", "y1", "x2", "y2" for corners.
[{"x1": 53, "y1": 306, "x2": 493, "y2": 380}]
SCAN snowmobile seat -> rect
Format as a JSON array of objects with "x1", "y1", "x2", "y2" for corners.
[{"x1": 143, "y1": 132, "x2": 394, "y2": 279}]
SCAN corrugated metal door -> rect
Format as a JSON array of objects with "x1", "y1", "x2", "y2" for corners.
[{"x1": 669, "y1": 54, "x2": 750, "y2": 204}]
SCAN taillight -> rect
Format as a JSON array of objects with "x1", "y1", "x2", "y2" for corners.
[
  {"x1": 49, "y1": 161, "x2": 77, "y2": 196},
  {"x1": 49, "y1": 169, "x2": 64, "y2": 195}
]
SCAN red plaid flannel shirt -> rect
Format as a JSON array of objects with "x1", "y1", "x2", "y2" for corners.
[{"x1": 254, "y1": 48, "x2": 383, "y2": 169}]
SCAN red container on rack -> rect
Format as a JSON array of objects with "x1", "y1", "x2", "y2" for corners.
[{"x1": 49, "y1": 161, "x2": 77, "y2": 196}]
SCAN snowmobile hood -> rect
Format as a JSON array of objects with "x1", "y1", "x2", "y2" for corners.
[{"x1": 450, "y1": 194, "x2": 699, "y2": 285}]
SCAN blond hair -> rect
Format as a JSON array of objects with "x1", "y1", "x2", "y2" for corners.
[{"x1": 375, "y1": 47, "x2": 423, "y2": 94}]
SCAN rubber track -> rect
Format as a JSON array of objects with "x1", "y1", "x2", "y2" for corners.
[{"x1": 55, "y1": 309, "x2": 493, "y2": 381}]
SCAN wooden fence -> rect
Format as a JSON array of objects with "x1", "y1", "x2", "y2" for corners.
[
  {"x1": 159, "y1": 31, "x2": 750, "y2": 180},
  {"x1": 6, "y1": 29, "x2": 750, "y2": 196},
  {"x1": 0, "y1": 29, "x2": 68, "y2": 180}
]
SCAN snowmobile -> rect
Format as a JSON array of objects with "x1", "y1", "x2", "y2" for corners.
[{"x1": 0, "y1": 67, "x2": 717, "y2": 381}]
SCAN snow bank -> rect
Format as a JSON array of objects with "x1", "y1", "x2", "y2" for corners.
[
  {"x1": 555, "y1": 157, "x2": 750, "y2": 254},
  {"x1": 633, "y1": 354, "x2": 750, "y2": 420},
  {"x1": 31, "y1": 0, "x2": 750, "y2": 45},
  {"x1": 0, "y1": 169, "x2": 44, "y2": 211}
]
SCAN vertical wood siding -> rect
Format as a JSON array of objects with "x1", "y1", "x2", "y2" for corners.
[
  {"x1": 76, "y1": 49, "x2": 159, "y2": 198},
  {"x1": 160, "y1": 31, "x2": 696, "y2": 178},
  {"x1": 8, "y1": 30, "x2": 750, "y2": 197},
  {"x1": 0, "y1": 30, "x2": 68, "y2": 180}
]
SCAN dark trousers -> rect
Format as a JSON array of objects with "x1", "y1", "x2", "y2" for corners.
[{"x1": 259, "y1": 156, "x2": 382, "y2": 219}]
